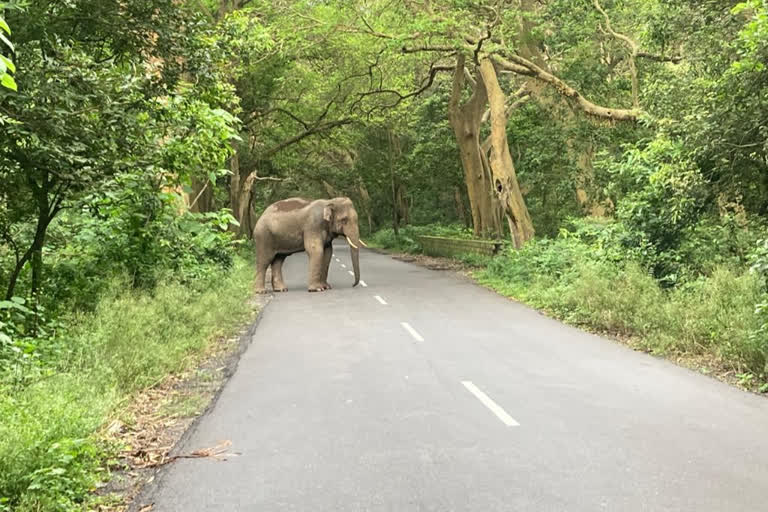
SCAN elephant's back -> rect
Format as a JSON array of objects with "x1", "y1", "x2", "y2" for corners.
[
  {"x1": 254, "y1": 197, "x2": 312, "y2": 237},
  {"x1": 269, "y1": 197, "x2": 311, "y2": 213}
]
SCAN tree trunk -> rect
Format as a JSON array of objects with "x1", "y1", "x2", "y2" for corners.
[
  {"x1": 5, "y1": 248, "x2": 31, "y2": 300},
  {"x1": 478, "y1": 59, "x2": 534, "y2": 248},
  {"x1": 358, "y1": 184, "x2": 373, "y2": 235},
  {"x1": 237, "y1": 172, "x2": 255, "y2": 238},
  {"x1": 448, "y1": 56, "x2": 501, "y2": 238},
  {"x1": 189, "y1": 178, "x2": 214, "y2": 213},
  {"x1": 396, "y1": 183, "x2": 410, "y2": 226},
  {"x1": 6, "y1": 180, "x2": 54, "y2": 300},
  {"x1": 217, "y1": 0, "x2": 245, "y2": 18},
  {"x1": 245, "y1": 185, "x2": 256, "y2": 236},
  {"x1": 228, "y1": 150, "x2": 241, "y2": 232},
  {"x1": 479, "y1": 137, "x2": 507, "y2": 240},
  {"x1": 454, "y1": 186, "x2": 469, "y2": 228},
  {"x1": 388, "y1": 129, "x2": 400, "y2": 236}
]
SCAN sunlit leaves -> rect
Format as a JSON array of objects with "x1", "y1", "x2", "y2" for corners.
[
  {"x1": 0, "y1": 13, "x2": 15, "y2": 91},
  {"x1": 732, "y1": 0, "x2": 768, "y2": 72}
]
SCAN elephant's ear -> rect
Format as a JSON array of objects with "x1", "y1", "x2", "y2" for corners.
[{"x1": 323, "y1": 204, "x2": 334, "y2": 223}]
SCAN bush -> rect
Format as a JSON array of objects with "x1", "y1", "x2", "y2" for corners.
[{"x1": 595, "y1": 135, "x2": 710, "y2": 281}]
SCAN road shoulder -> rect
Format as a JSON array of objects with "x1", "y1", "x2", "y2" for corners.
[{"x1": 98, "y1": 294, "x2": 272, "y2": 511}]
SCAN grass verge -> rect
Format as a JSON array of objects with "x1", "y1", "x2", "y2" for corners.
[{"x1": 0, "y1": 257, "x2": 256, "y2": 511}]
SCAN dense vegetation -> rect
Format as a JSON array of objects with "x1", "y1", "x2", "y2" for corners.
[{"x1": 1, "y1": 0, "x2": 768, "y2": 509}]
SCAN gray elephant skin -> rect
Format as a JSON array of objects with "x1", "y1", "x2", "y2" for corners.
[{"x1": 252, "y1": 197, "x2": 362, "y2": 293}]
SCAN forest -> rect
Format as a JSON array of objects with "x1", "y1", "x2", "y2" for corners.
[{"x1": 1, "y1": 0, "x2": 767, "y2": 509}]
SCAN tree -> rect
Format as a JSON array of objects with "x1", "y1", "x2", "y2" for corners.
[
  {"x1": 0, "y1": 0, "x2": 236, "y2": 299},
  {"x1": 319, "y1": 0, "x2": 683, "y2": 246}
]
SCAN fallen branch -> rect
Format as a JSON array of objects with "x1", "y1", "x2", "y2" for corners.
[{"x1": 131, "y1": 440, "x2": 240, "y2": 469}]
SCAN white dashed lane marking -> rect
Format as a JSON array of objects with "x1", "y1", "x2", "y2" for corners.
[
  {"x1": 462, "y1": 381, "x2": 520, "y2": 427},
  {"x1": 374, "y1": 296, "x2": 388, "y2": 305},
  {"x1": 400, "y1": 322, "x2": 424, "y2": 342}
]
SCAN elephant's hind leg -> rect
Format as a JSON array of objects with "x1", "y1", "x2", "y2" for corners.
[
  {"x1": 254, "y1": 236, "x2": 274, "y2": 295},
  {"x1": 255, "y1": 258, "x2": 271, "y2": 294},
  {"x1": 271, "y1": 255, "x2": 288, "y2": 292}
]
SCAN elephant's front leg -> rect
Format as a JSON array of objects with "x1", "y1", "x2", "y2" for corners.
[
  {"x1": 320, "y1": 245, "x2": 333, "y2": 290},
  {"x1": 305, "y1": 239, "x2": 328, "y2": 292}
]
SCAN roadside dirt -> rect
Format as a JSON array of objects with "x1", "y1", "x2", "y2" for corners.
[{"x1": 94, "y1": 295, "x2": 271, "y2": 511}]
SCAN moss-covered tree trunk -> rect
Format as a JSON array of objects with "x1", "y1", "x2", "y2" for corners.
[{"x1": 477, "y1": 59, "x2": 534, "y2": 248}]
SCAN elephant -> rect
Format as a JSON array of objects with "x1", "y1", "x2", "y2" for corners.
[{"x1": 252, "y1": 197, "x2": 364, "y2": 293}]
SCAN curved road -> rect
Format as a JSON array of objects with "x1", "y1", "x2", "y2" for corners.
[{"x1": 137, "y1": 242, "x2": 768, "y2": 511}]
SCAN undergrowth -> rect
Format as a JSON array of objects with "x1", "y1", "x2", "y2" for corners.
[{"x1": 0, "y1": 257, "x2": 255, "y2": 511}]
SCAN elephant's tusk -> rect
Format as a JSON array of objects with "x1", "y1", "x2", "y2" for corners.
[
  {"x1": 346, "y1": 236, "x2": 359, "y2": 249},
  {"x1": 359, "y1": 239, "x2": 369, "y2": 248}
]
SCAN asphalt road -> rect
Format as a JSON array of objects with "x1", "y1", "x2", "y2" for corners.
[{"x1": 137, "y1": 241, "x2": 768, "y2": 511}]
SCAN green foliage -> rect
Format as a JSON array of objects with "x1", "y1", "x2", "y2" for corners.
[
  {"x1": 369, "y1": 228, "x2": 422, "y2": 253},
  {"x1": 595, "y1": 135, "x2": 709, "y2": 282},
  {"x1": 455, "y1": 252, "x2": 494, "y2": 268},
  {"x1": 0, "y1": 258, "x2": 255, "y2": 511},
  {"x1": 506, "y1": 102, "x2": 586, "y2": 237},
  {"x1": 0, "y1": 4, "x2": 257, "y2": 506},
  {"x1": 732, "y1": 1, "x2": 768, "y2": 73}
]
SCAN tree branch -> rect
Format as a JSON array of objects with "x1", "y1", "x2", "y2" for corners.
[
  {"x1": 463, "y1": 66, "x2": 477, "y2": 89},
  {"x1": 592, "y1": 0, "x2": 639, "y2": 108},
  {"x1": 637, "y1": 51, "x2": 683, "y2": 64},
  {"x1": 260, "y1": 119, "x2": 353, "y2": 159},
  {"x1": 400, "y1": 44, "x2": 455, "y2": 54},
  {"x1": 489, "y1": 50, "x2": 641, "y2": 122},
  {"x1": 355, "y1": 62, "x2": 455, "y2": 117},
  {"x1": 246, "y1": 108, "x2": 310, "y2": 130},
  {"x1": 449, "y1": 55, "x2": 466, "y2": 112}
]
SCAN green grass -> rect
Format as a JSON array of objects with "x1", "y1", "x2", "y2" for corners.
[{"x1": 0, "y1": 257, "x2": 255, "y2": 511}]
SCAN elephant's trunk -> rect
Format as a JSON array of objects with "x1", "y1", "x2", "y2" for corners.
[{"x1": 346, "y1": 226, "x2": 361, "y2": 287}]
